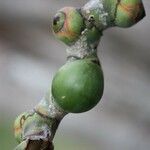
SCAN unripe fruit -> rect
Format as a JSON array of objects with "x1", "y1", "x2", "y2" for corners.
[
  {"x1": 52, "y1": 7, "x2": 85, "y2": 46},
  {"x1": 52, "y1": 59, "x2": 104, "y2": 113},
  {"x1": 14, "y1": 112, "x2": 31, "y2": 143},
  {"x1": 14, "y1": 112, "x2": 54, "y2": 143},
  {"x1": 115, "y1": 0, "x2": 145, "y2": 27}
]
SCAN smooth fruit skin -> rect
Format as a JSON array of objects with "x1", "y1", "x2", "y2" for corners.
[
  {"x1": 52, "y1": 7, "x2": 85, "y2": 46},
  {"x1": 115, "y1": 0, "x2": 145, "y2": 27},
  {"x1": 52, "y1": 59, "x2": 104, "y2": 113}
]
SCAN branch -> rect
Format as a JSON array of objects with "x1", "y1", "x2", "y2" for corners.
[
  {"x1": 15, "y1": 139, "x2": 54, "y2": 150},
  {"x1": 14, "y1": 0, "x2": 145, "y2": 149}
]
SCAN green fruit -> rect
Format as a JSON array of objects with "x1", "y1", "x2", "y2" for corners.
[
  {"x1": 14, "y1": 112, "x2": 31, "y2": 143},
  {"x1": 52, "y1": 59, "x2": 104, "y2": 113},
  {"x1": 52, "y1": 7, "x2": 85, "y2": 46},
  {"x1": 53, "y1": 12, "x2": 65, "y2": 33},
  {"x1": 22, "y1": 113, "x2": 53, "y2": 139},
  {"x1": 115, "y1": 0, "x2": 145, "y2": 27},
  {"x1": 14, "y1": 111, "x2": 54, "y2": 143}
]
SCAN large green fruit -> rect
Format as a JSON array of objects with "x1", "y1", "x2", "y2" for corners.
[{"x1": 52, "y1": 59, "x2": 104, "y2": 113}]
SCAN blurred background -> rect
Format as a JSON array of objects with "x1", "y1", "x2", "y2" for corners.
[{"x1": 0, "y1": 0, "x2": 149, "y2": 150}]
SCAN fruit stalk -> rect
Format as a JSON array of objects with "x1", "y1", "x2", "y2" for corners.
[{"x1": 14, "y1": 0, "x2": 145, "y2": 149}]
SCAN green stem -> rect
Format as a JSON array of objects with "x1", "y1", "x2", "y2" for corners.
[{"x1": 14, "y1": 0, "x2": 145, "y2": 149}]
